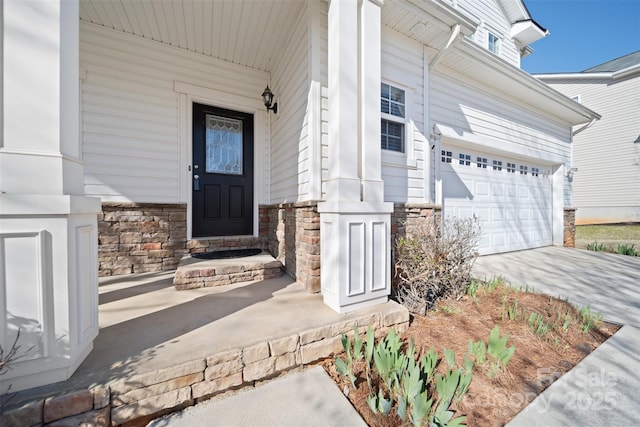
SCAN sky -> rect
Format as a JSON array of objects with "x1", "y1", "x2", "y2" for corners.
[{"x1": 520, "y1": 0, "x2": 640, "y2": 74}]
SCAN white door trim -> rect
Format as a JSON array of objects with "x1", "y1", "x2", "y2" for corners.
[{"x1": 174, "y1": 81, "x2": 269, "y2": 239}]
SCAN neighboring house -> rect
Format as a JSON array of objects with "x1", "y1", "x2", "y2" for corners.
[
  {"x1": 0, "y1": 0, "x2": 597, "y2": 392},
  {"x1": 536, "y1": 51, "x2": 640, "y2": 225}
]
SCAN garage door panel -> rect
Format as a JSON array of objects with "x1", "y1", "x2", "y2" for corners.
[
  {"x1": 443, "y1": 146, "x2": 552, "y2": 255},
  {"x1": 475, "y1": 181, "x2": 489, "y2": 195},
  {"x1": 491, "y1": 183, "x2": 504, "y2": 197}
]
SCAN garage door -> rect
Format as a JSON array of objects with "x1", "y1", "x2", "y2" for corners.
[{"x1": 441, "y1": 147, "x2": 552, "y2": 255}]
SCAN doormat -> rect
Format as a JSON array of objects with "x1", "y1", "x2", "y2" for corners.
[{"x1": 191, "y1": 248, "x2": 263, "y2": 260}]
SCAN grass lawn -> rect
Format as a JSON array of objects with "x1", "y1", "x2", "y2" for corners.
[{"x1": 575, "y1": 224, "x2": 640, "y2": 251}]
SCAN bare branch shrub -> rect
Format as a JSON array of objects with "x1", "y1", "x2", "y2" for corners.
[
  {"x1": 1, "y1": 330, "x2": 33, "y2": 397},
  {"x1": 394, "y1": 216, "x2": 481, "y2": 315}
]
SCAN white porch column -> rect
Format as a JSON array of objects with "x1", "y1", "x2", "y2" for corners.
[
  {"x1": 0, "y1": 0, "x2": 101, "y2": 392},
  {"x1": 319, "y1": 0, "x2": 393, "y2": 314},
  {"x1": 360, "y1": 0, "x2": 385, "y2": 202}
]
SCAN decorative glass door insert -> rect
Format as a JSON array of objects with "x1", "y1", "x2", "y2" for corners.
[{"x1": 205, "y1": 114, "x2": 243, "y2": 175}]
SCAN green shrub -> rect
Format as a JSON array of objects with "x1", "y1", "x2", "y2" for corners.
[
  {"x1": 586, "y1": 241, "x2": 607, "y2": 252},
  {"x1": 467, "y1": 326, "x2": 516, "y2": 380},
  {"x1": 617, "y1": 243, "x2": 638, "y2": 256},
  {"x1": 577, "y1": 306, "x2": 603, "y2": 334}
]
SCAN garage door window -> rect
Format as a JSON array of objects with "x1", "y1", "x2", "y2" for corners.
[
  {"x1": 381, "y1": 83, "x2": 405, "y2": 153},
  {"x1": 459, "y1": 153, "x2": 471, "y2": 166},
  {"x1": 441, "y1": 150, "x2": 452, "y2": 163},
  {"x1": 507, "y1": 163, "x2": 516, "y2": 173},
  {"x1": 493, "y1": 160, "x2": 502, "y2": 171},
  {"x1": 520, "y1": 165, "x2": 528, "y2": 175},
  {"x1": 477, "y1": 157, "x2": 488, "y2": 168}
]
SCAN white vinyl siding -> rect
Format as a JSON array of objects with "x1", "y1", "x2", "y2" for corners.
[
  {"x1": 457, "y1": 0, "x2": 520, "y2": 66},
  {"x1": 270, "y1": 2, "x2": 312, "y2": 203},
  {"x1": 431, "y1": 71, "x2": 571, "y2": 160},
  {"x1": 80, "y1": 22, "x2": 268, "y2": 203},
  {"x1": 545, "y1": 77, "x2": 640, "y2": 222},
  {"x1": 319, "y1": 21, "x2": 429, "y2": 203},
  {"x1": 380, "y1": 27, "x2": 427, "y2": 203},
  {"x1": 431, "y1": 68, "x2": 572, "y2": 209}
]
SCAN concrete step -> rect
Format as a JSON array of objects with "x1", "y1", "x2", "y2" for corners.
[{"x1": 173, "y1": 251, "x2": 283, "y2": 290}]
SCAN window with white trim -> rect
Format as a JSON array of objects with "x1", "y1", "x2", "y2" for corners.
[
  {"x1": 488, "y1": 32, "x2": 500, "y2": 55},
  {"x1": 477, "y1": 157, "x2": 488, "y2": 168},
  {"x1": 459, "y1": 153, "x2": 471, "y2": 166},
  {"x1": 520, "y1": 165, "x2": 528, "y2": 175},
  {"x1": 493, "y1": 160, "x2": 502, "y2": 171},
  {"x1": 531, "y1": 167, "x2": 540, "y2": 177},
  {"x1": 381, "y1": 83, "x2": 405, "y2": 153},
  {"x1": 507, "y1": 162, "x2": 516, "y2": 173}
]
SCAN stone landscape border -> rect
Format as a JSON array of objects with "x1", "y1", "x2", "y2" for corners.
[{"x1": 1, "y1": 304, "x2": 409, "y2": 426}]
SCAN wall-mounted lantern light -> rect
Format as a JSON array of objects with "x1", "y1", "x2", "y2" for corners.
[{"x1": 262, "y1": 85, "x2": 278, "y2": 114}]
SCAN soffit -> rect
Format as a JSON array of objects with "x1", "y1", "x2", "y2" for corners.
[
  {"x1": 79, "y1": 0, "x2": 304, "y2": 73},
  {"x1": 381, "y1": 0, "x2": 477, "y2": 50}
]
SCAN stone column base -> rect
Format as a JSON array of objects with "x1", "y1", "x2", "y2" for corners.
[{"x1": 563, "y1": 208, "x2": 577, "y2": 248}]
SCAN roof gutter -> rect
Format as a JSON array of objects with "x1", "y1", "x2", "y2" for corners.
[
  {"x1": 535, "y1": 64, "x2": 640, "y2": 81},
  {"x1": 613, "y1": 63, "x2": 640, "y2": 80},
  {"x1": 452, "y1": 38, "x2": 601, "y2": 123}
]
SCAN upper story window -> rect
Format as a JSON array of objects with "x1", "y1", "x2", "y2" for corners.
[
  {"x1": 488, "y1": 32, "x2": 500, "y2": 55},
  {"x1": 381, "y1": 83, "x2": 405, "y2": 153}
]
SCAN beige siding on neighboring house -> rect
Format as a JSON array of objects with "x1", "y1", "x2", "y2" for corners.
[
  {"x1": 547, "y1": 77, "x2": 640, "y2": 222},
  {"x1": 80, "y1": 22, "x2": 268, "y2": 203}
]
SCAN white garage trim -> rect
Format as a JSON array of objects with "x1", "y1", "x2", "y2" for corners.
[{"x1": 435, "y1": 123, "x2": 565, "y2": 165}]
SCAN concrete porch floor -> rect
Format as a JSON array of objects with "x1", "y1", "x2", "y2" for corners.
[{"x1": 1, "y1": 270, "x2": 408, "y2": 426}]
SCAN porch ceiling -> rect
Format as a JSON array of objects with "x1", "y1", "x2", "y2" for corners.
[{"x1": 79, "y1": 0, "x2": 304, "y2": 72}]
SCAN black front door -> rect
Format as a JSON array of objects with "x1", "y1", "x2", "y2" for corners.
[{"x1": 192, "y1": 103, "x2": 254, "y2": 237}]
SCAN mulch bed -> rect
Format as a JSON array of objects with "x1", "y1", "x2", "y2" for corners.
[{"x1": 321, "y1": 284, "x2": 619, "y2": 426}]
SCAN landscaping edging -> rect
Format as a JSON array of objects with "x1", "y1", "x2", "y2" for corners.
[{"x1": 1, "y1": 305, "x2": 408, "y2": 426}]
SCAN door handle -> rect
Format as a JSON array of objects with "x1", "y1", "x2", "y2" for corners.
[{"x1": 193, "y1": 174, "x2": 200, "y2": 191}]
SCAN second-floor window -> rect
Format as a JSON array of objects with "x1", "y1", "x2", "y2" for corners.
[
  {"x1": 488, "y1": 32, "x2": 500, "y2": 55},
  {"x1": 381, "y1": 83, "x2": 405, "y2": 153}
]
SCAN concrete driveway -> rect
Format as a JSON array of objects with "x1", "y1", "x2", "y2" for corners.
[{"x1": 473, "y1": 246, "x2": 640, "y2": 327}]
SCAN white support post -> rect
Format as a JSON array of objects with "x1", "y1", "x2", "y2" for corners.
[
  {"x1": 359, "y1": 0, "x2": 385, "y2": 202},
  {"x1": 0, "y1": 0, "x2": 101, "y2": 392},
  {"x1": 319, "y1": 0, "x2": 392, "y2": 314},
  {"x1": 324, "y1": 0, "x2": 360, "y2": 202}
]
